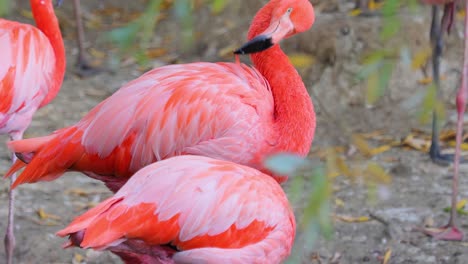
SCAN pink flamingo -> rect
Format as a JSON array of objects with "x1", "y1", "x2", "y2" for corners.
[
  {"x1": 6, "y1": 0, "x2": 316, "y2": 190},
  {"x1": 57, "y1": 155, "x2": 295, "y2": 263},
  {"x1": 416, "y1": 0, "x2": 467, "y2": 241},
  {"x1": 0, "y1": 0, "x2": 65, "y2": 262}
]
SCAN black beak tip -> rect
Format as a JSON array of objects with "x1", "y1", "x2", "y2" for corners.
[
  {"x1": 233, "y1": 49, "x2": 245, "y2": 55},
  {"x1": 233, "y1": 35, "x2": 273, "y2": 55}
]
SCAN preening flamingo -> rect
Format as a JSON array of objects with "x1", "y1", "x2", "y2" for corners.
[
  {"x1": 6, "y1": 0, "x2": 316, "y2": 191},
  {"x1": 57, "y1": 155, "x2": 295, "y2": 264},
  {"x1": 0, "y1": 0, "x2": 65, "y2": 262},
  {"x1": 417, "y1": 0, "x2": 466, "y2": 241}
]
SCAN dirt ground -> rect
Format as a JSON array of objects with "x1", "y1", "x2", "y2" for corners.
[{"x1": 1, "y1": 0, "x2": 468, "y2": 263}]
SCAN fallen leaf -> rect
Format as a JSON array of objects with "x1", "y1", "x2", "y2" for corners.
[
  {"x1": 412, "y1": 47, "x2": 431, "y2": 70},
  {"x1": 368, "y1": 0, "x2": 383, "y2": 11},
  {"x1": 37, "y1": 208, "x2": 61, "y2": 221},
  {"x1": 364, "y1": 162, "x2": 392, "y2": 184},
  {"x1": 73, "y1": 253, "x2": 84, "y2": 264},
  {"x1": 20, "y1": 9, "x2": 33, "y2": 19},
  {"x1": 417, "y1": 76, "x2": 433, "y2": 85},
  {"x1": 218, "y1": 44, "x2": 238, "y2": 59},
  {"x1": 349, "y1": 9, "x2": 362, "y2": 17},
  {"x1": 288, "y1": 53, "x2": 315, "y2": 69},
  {"x1": 335, "y1": 198, "x2": 345, "y2": 208},
  {"x1": 146, "y1": 47, "x2": 168, "y2": 59},
  {"x1": 401, "y1": 133, "x2": 430, "y2": 152},
  {"x1": 334, "y1": 214, "x2": 371, "y2": 223},
  {"x1": 382, "y1": 248, "x2": 392, "y2": 264}
]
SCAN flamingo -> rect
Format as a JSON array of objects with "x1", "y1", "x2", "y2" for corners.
[
  {"x1": 5, "y1": 0, "x2": 316, "y2": 191},
  {"x1": 57, "y1": 155, "x2": 295, "y2": 263},
  {"x1": 417, "y1": 0, "x2": 466, "y2": 241},
  {"x1": 0, "y1": 0, "x2": 65, "y2": 262}
]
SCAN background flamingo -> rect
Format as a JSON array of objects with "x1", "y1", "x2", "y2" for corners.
[
  {"x1": 6, "y1": 0, "x2": 316, "y2": 191},
  {"x1": 71, "y1": 0, "x2": 100, "y2": 77},
  {"x1": 415, "y1": 0, "x2": 466, "y2": 241},
  {"x1": 57, "y1": 155, "x2": 295, "y2": 263},
  {"x1": 0, "y1": 0, "x2": 65, "y2": 262}
]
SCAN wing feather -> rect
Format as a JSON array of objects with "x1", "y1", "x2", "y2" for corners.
[
  {"x1": 58, "y1": 156, "x2": 294, "y2": 260},
  {"x1": 0, "y1": 19, "x2": 55, "y2": 133}
]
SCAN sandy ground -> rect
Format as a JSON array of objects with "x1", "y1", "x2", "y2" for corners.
[{"x1": 1, "y1": 0, "x2": 468, "y2": 263}]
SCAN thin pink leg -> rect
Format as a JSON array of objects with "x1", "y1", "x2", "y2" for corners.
[
  {"x1": 446, "y1": 0, "x2": 468, "y2": 238},
  {"x1": 4, "y1": 132, "x2": 23, "y2": 264},
  {"x1": 418, "y1": 1, "x2": 466, "y2": 241}
]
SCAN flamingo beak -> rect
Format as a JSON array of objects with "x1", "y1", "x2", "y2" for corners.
[{"x1": 234, "y1": 10, "x2": 294, "y2": 55}]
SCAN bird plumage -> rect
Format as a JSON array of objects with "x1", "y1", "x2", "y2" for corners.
[
  {"x1": 57, "y1": 155, "x2": 295, "y2": 264},
  {"x1": 6, "y1": 0, "x2": 316, "y2": 192}
]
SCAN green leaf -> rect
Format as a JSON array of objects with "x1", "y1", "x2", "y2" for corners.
[
  {"x1": 285, "y1": 176, "x2": 304, "y2": 206},
  {"x1": 264, "y1": 153, "x2": 307, "y2": 175},
  {"x1": 211, "y1": 0, "x2": 228, "y2": 14},
  {"x1": 0, "y1": 0, "x2": 10, "y2": 16},
  {"x1": 380, "y1": 0, "x2": 401, "y2": 40}
]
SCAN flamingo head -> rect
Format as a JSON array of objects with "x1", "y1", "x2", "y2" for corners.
[{"x1": 234, "y1": 0, "x2": 315, "y2": 55}]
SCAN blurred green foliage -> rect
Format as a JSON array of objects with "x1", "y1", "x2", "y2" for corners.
[
  {"x1": 109, "y1": 0, "x2": 230, "y2": 65},
  {"x1": 0, "y1": 0, "x2": 10, "y2": 16},
  {"x1": 358, "y1": 0, "x2": 445, "y2": 125},
  {"x1": 265, "y1": 154, "x2": 332, "y2": 263}
]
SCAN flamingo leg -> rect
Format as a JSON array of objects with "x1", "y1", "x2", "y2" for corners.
[
  {"x1": 4, "y1": 132, "x2": 23, "y2": 264},
  {"x1": 418, "y1": 2, "x2": 466, "y2": 241},
  {"x1": 428, "y1": 5, "x2": 455, "y2": 165},
  {"x1": 72, "y1": 0, "x2": 100, "y2": 77}
]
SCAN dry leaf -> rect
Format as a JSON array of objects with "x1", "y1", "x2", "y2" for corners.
[
  {"x1": 218, "y1": 44, "x2": 238, "y2": 59},
  {"x1": 146, "y1": 47, "x2": 168, "y2": 59},
  {"x1": 382, "y1": 248, "x2": 392, "y2": 264},
  {"x1": 412, "y1": 47, "x2": 431, "y2": 70},
  {"x1": 368, "y1": 0, "x2": 383, "y2": 11},
  {"x1": 457, "y1": 199, "x2": 467, "y2": 210},
  {"x1": 37, "y1": 208, "x2": 61, "y2": 220},
  {"x1": 334, "y1": 214, "x2": 371, "y2": 223},
  {"x1": 364, "y1": 162, "x2": 392, "y2": 184},
  {"x1": 401, "y1": 133, "x2": 430, "y2": 152},
  {"x1": 349, "y1": 9, "x2": 362, "y2": 16},
  {"x1": 20, "y1": 9, "x2": 33, "y2": 19},
  {"x1": 288, "y1": 53, "x2": 315, "y2": 69},
  {"x1": 73, "y1": 253, "x2": 84, "y2": 264},
  {"x1": 335, "y1": 198, "x2": 345, "y2": 208}
]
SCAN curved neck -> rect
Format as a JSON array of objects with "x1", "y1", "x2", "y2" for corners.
[
  {"x1": 30, "y1": 0, "x2": 66, "y2": 107},
  {"x1": 247, "y1": 3, "x2": 316, "y2": 156}
]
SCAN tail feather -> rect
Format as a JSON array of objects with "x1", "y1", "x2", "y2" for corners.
[
  {"x1": 57, "y1": 197, "x2": 122, "y2": 240},
  {"x1": 6, "y1": 127, "x2": 85, "y2": 189},
  {"x1": 4, "y1": 159, "x2": 26, "y2": 178}
]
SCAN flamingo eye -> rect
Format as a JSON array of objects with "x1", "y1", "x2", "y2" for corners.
[{"x1": 286, "y1": 8, "x2": 293, "y2": 14}]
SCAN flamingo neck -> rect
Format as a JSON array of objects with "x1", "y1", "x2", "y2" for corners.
[
  {"x1": 30, "y1": 0, "x2": 66, "y2": 107},
  {"x1": 247, "y1": 3, "x2": 316, "y2": 156}
]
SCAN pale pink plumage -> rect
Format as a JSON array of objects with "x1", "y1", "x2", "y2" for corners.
[
  {"x1": 57, "y1": 155, "x2": 295, "y2": 264},
  {"x1": 1, "y1": 1, "x2": 66, "y2": 263}
]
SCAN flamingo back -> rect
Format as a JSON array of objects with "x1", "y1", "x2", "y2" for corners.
[
  {"x1": 8, "y1": 61, "x2": 278, "y2": 188},
  {"x1": 57, "y1": 155, "x2": 295, "y2": 263},
  {"x1": 0, "y1": 19, "x2": 55, "y2": 135}
]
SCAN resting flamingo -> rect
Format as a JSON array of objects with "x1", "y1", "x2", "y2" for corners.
[
  {"x1": 6, "y1": 0, "x2": 316, "y2": 191},
  {"x1": 57, "y1": 155, "x2": 295, "y2": 264},
  {"x1": 0, "y1": 0, "x2": 65, "y2": 263}
]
